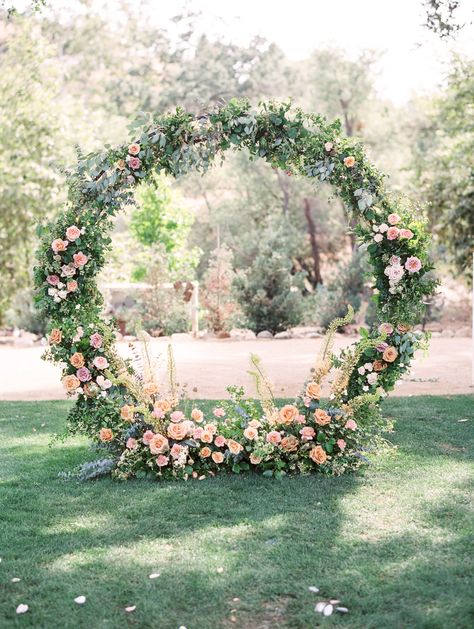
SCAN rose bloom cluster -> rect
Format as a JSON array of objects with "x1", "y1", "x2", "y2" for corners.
[
  {"x1": 111, "y1": 382, "x2": 359, "y2": 481},
  {"x1": 45, "y1": 224, "x2": 88, "y2": 303},
  {"x1": 55, "y1": 327, "x2": 113, "y2": 399}
]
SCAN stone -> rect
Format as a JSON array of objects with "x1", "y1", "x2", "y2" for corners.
[
  {"x1": 274, "y1": 331, "x2": 291, "y2": 339},
  {"x1": 425, "y1": 321, "x2": 443, "y2": 332},
  {"x1": 289, "y1": 325, "x2": 324, "y2": 338},
  {"x1": 216, "y1": 330, "x2": 231, "y2": 339},
  {"x1": 455, "y1": 326, "x2": 471, "y2": 337},
  {"x1": 229, "y1": 328, "x2": 257, "y2": 340},
  {"x1": 442, "y1": 328, "x2": 455, "y2": 337},
  {"x1": 257, "y1": 330, "x2": 273, "y2": 339}
]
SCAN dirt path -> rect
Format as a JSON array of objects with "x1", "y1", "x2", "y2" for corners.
[{"x1": 0, "y1": 336, "x2": 472, "y2": 401}]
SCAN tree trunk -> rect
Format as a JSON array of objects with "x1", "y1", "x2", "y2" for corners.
[{"x1": 303, "y1": 198, "x2": 323, "y2": 286}]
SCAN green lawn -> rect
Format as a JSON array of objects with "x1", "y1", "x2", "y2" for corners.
[{"x1": 0, "y1": 397, "x2": 473, "y2": 629}]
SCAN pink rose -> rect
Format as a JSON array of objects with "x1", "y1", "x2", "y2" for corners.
[
  {"x1": 405, "y1": 256, "x2": 422, "y2": 273},
  {"x1": 214, "y1": 435, "x2": 226, "y2": 447},
  {"x1": 66, "y1": 225, "x2": 81, "y2": 241},
  {"x1": 399, "y1": 228, "x2": 414, "y2": 239},
  {"x1": 379, "y1": 223, "x2": 389, "y2": 233},
  {"x1": 51, "y1": 239, "x2": 68, "y2": 253},
  {"x1": 390, "y1": 255, "x2": 401, "y2": 265},
  {"x1": 300, "y1": 426, "x2": 315, "y2": 440},
  {"x1": 128, "y1": 156, "x2": 141, "y2": 170},
  {"x1": 374, "y1": 233, "x2": 383, "y2": 243},
  {"x1": 266, "y1": 430, "x2": 282, "y2": 445},
  {"x1": 387, "y1": 213, "x2": 401, "y2": 225},
  {"x1": 126, "y1": 437, "x2": 138, "y2": 450},
  {"x1": 61, "y1": 264, "x2": 76, "y2": 278},
  {"x1": 376, "y1": 342, "x2": 389, "y2": 352},
  {"x1": 303, "y1": 396, "x2": 311, "y2": 408},
  {"x1": 170, "y1": 411, "x2": 185, "y2": 423},
  {"x1": 386, "y1": 226, "x2": 400, "y2": 240},
  {"x1": 67, "y1": 280, "x2": 78, "y2": 292},
  {"x1": 345, "y1": 419, "x2": 357, "y2": 431},
  {"x1": 76, "y1": 367, "x2": 91, "y2": 382},
  {"x1": 213, "y1": 407, "x2": 225, "y2": 417},
  {"x1": 90, "y1": 333, "x2": 103, "y2": 349},
  {"x1": 295, "y1": 414, "x2": 306, "y2": 424},
  {"x1": 142, "y1": 430, "x2": 155, "y2": 445},
  {"x1": 93, "y1": 356, "x2": 109, "y2": 370},
  {"x1": 128, "y1": 143, "x2": 140, "y2": 156},
  {"x1": 47, "y1": 275, "x2": 60, "y2": 285},
  {"x1": 337, "y1": 439, "x2": 346, "y2": 450},
  {"x1": 378, "y1": 322, "x2": 393, "y2": 335},
  {"x1": 324, "y1": 141, "x2": 333, "y2": 152},
  {"x1": 170, "y1": 443, "x2": 183, "y2": 459},
  {"x1": 73, "y1": 251, "x2": 89, "y2": 268},
  {"x1": 156, "y1": 455, "x2": 169, "y2": 467},
  {"x1": 152, "y1": 407, "x2": 165, "y2": 419},
  {"x1": 193, "y1": 427, "x2": 203, "y2": 440}
]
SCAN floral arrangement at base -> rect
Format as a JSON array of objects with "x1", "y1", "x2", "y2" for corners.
[{"x1": 34, "y1": 100, "x2": 437, "y2": 480}]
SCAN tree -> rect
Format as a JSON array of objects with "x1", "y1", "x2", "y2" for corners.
[
  {"x1": 202, "y1": 245, "x2": 238, "y2": 333},
  {"x1": 412, "y1": 55, "x2": 474, "y2": 279},
  {"x1": 0, "y1": 18, "x2": 64, "y2": 321}
]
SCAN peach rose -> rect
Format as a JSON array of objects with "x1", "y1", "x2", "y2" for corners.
[
  {"x1": 128, "y1": 143, "x2": 140, "y2": 156},
  {"x1": 227, "y1": 439, "x2": 243, "y2": 455},
  {"x1": 214, "y1": 435, "x2": 226, "y2": 447},
  {"x1": 143, "y1": 382, "x2": 159, "y2": 396},
  {"x1": 314, "y1": 408, "x2": 331, "y2": 426},
  {"x1": 191, "y1": 408, "x2": 204, "y2": 423},
  {"x1": 382, "y1": 346, "x2": 398, "y2": 363},
  {"x1": 66, "y1": 225, "x2": 81, "y2": 241},
  {"x1": 344, "y1": 155, "x2": 355, "y2": 167},
  {"x1": 248, "y1": 419, "x2": 261, "y2": 428},
  {"x1": 300, "y1": 426, "x2": 315, "y2": 440},
  {"x1": 73, "y1": 251, "x2": 89, "y2": 268},
  {"x1": 397, "y1": 323, "x2": 411, "y2": 333},
  {"x1": 149, "y1": 433, "x2": 169, "y2": 454},
  {"x1": 120, "y1": 405, "x2": 135, "y2": 421},
  {"x1": 309, "y1": 445, "x2": 327, "y2": 464},
  {"x1": 280, "y1": 435, "x2": 299, "y2": 452},
  {"x1": 306, "y1": 382, "x2": 321, "y2": 399},
  {"x1": 167, "y1": 422, "x2": 187, "y2": 441},
  {"x1": 99, "y1": 427, "x2": 113, "y2": 442},
  {"x1": 200, "y1": 430, "x2": 214, "y2": 443},
  {"x1": 49, "y1": 328, "x2": 62, "y2": 345},
  {"x1": 386, "y1": 226, "x2": 400, "y2": 240},
  {"x1": 244, "y1": 426, "x2": 258, "y2": 440},
  {"x1": 155, "y1": 399, "x2": 172, "y2": 414},
  {"x1": 51, "y1": 238, "x2": 68, "y2": 253},
  {"x1": 250, "y1": 453, "x2": 262, "y2": 465},
  {"x1": 278, "y1": 404, "x2": 299, "y2": 425},
  {"x1": 212, "y1": 451, "x2": 224, "y2": 464},
  {"x1": 266, "y1": 430, "x2": 282, "y2": 445},
  {"x1": 62, "y1": 374, "x2": 80, "y2": 392},
  {"x1": 66, "y1": 280, "x2": 78, "y2": 292},
  {"x1": 116, "y1": 159, "x2": 126, "y2": 170},
  {"x1": 200, "y1": 447, "x2": 212, "y2": 458},
  {"x1": 373, "y1": 360, "x2": 387, "y2": 372},
  {"x1": 70, "y1": 352, "x2": 85, "y2": 368}
]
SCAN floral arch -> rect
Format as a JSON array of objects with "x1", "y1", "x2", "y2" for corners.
[{"x1": 34, "y1": 100, "x2": 436, "y2": 480}]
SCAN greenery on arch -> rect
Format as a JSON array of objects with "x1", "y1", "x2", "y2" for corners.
[{"x1": 34, "y1": 99, "x2": 437, "y2": 480}]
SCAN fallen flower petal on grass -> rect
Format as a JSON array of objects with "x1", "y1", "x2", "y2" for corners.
[
  {"x1": 149, "y1": 573, "x2": 160, "y2": 579},
  {"x1": 16, "y1": 604, "x2": 29, "y2": 614},
  {"x1": 308, "y1": 586, "x2": 319, "y2": 593},
  {"x1": 11, "y1": 577, "x2": 21, "y2": 583},
  {"x1": 74, "y1": 596, "x2": 86, "y2": 604},
  {"x1": 323, "y1": 604, "x2": 334, "y2": 616},
  {"x1": 125, "y1": 606, "x2": 136, "y2": 613}
]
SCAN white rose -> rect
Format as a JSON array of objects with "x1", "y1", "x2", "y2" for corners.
[{"x1": 374, "y1": 233, "x2": 383, "y2": 243}]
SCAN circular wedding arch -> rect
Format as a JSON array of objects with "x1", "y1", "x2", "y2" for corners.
[{"x1": 35, "y1": 100, "x2": 435, "y2": 480}]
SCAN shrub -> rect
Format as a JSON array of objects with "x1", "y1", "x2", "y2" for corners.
[
  {"x1": 6, "y1": 287, "x2": 48, "y2": 335},
  {"x1": 233, "y1": 224, "x2": 306, "y2": 333}
]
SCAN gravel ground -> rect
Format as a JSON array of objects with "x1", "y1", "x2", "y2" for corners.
[{"x1": 0, "y1": 335, "x2": 472, "y2": 401}]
